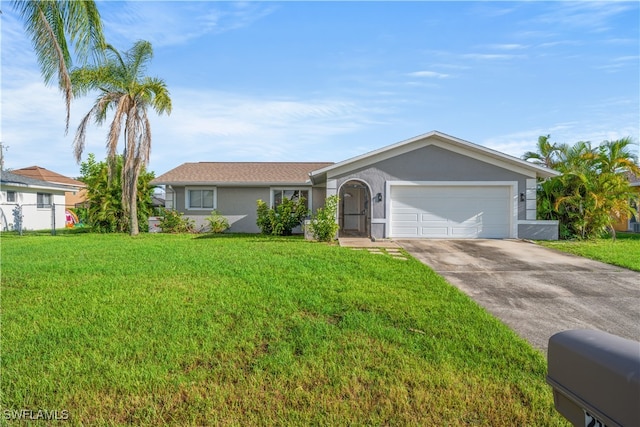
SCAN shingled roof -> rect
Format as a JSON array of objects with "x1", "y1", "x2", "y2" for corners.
[
  {"x1": 11, "y1": 166, "x2": 85, "y2": 188},
  {"x1": 1, "y1": 170, "x2": 76, "y2": 191},
  {"x1": 152, "y1": 162, "x2": 334, "y2": 186}
]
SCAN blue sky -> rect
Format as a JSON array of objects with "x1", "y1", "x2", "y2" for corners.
[{"x1": 2, "y1": 1, "x2": 639, "y2": 178}]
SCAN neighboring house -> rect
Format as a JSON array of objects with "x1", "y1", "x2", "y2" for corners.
[
  {"x1": 152, "y1": 131, "x2": 561, "y2": 239},
  {"x1": 0, "y1": 170, "x2": 77, "y2": 231},
  {"x1": 613, "y1": 172, "x2": 640, "y2": 233},
  {"x1": 11, "y1": 165, "x2": 87, "y2": 208},
  {"x1": 152, "y1": 194, "x2": 166, "y2": 210}
]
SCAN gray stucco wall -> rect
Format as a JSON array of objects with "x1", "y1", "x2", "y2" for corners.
[
  {"x1": 171, "y1": 185, "x2": 321, "y2": 233},
  {"x1": 217, "y1": 187, "x2": 269, "y2": 233},
  {"x1": 311, "y1": 186, "x2": 327, "y2": 213},
  {"x1": 518, "y1": 221, "x2": 559, "y2": 240},
  {"x1": 330, "y1": 145, "x2": 534, "y2": 238},
  {"x1": 170, "y1": 185, "x2": 269, "y2": 233}
]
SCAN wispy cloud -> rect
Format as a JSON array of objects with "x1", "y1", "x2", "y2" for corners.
[
  {"x1": 462, "y1": 53, "x2": 524, "y2": 61},
  {"x1": 533, "y1": 2, "x2": 635, "y2": 33},
  {"x1": 146, "y1": 89, "x2": 386, "y2": 166},
  {"x1": 407, "y1": 71, "x2": 450, "y2": 79},
  {"x1": 482, "y1": 109, "x2": 639, "y2": 160},
  {"x1": 484, "y1": 43, "x2": 529, "y2": 51},
  {"x1": 101, "y1": 2, "x2": 277, "y2": 48},
  {"x1": 594, "y1": 55, "x2": 640, "y2": 73}
]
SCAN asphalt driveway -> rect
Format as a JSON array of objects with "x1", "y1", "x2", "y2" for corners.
[{"x1": 397, "y1": 239, "x2": 640, "y2": 354}]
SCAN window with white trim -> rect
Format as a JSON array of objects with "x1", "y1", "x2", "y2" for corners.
[
  {"x1": 6, "y1": 191, "x2": 16, "y2": 203},
  {"x1": 37, "y1": 192, "x2": 52, "y2": 208},
  {"x1": 186, "y1": 188, "x2": 215, "y2": 210},
  {"x1": 272, "y1": 189, "x2": 309, "y2": 208}
]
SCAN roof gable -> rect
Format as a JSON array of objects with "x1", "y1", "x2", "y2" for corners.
[
  {"x1": 152, "y1": 162, "x2": 334, "y2": 186},
  {"x1": 310, "y1": 131, "x2": 559, "y2": 182},
  {"x1": 1, "y1": 170, "x2": 76, "y2": 191},
  {"x1": 12, "y1": 166, "x2": 85, "y2": 188}
]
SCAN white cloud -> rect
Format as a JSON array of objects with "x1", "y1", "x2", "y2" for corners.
[
  {"x1": 146, "y1": 89, "x2": 381, "y2": 168},
  {"x1": 482, "y1": 116, "x2": 639, "y2": 161},
  {"x1": 463, "y1": 53, "x2": 524, "y2": 61},
  {"x1": 407, "y1": 71, "x2": 450, "y2": 79},
  {"x1": 485, "y1": 43, "x2": 529, "y2": 51}
]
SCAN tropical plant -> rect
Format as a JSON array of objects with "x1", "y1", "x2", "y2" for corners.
[
  {"x1": 521, "y1": 135, "x2": 562, "y2": 169},
  {"x1": 157, "y1": 209, "x2": 195, "y2": 234},
  {"x1": 308, "y1": 195, "x2": 340, "y2": 242},
  {"x1": 528, "y1": 136, "x2": 639, "y2": 240},
  {"x1": 79, "y1": 153, "x2": 155, "y2": 233},
  {"x1": 11, "y1": 0, "x2": 105, "y2": 131},
  {"x1": 256, "y1": 198, "x2": 308, "y2": 236},
  {"x1": 71, "y1": 40, "x2": 172, "y2": 236},
  {"x1": 205, "y1": 210, "x2": 230, "y2": 233},
  {"x1": 595, "y1": 137, "x2": 640, "y2": 176}
]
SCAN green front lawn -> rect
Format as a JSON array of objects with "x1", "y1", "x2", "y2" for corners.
[
  {"x1": 539, "y1": 232, "x2": 640, "y2": 272},
  {"x1": 1, "y1": 234, "x2": 567, "y2": 425}
]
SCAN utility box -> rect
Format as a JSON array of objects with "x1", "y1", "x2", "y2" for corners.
[{"x1": 547, "y1": 329, "x2": 640, "y2": 427}]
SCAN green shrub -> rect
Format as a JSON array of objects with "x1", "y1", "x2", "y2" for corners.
[
  {"x1": 205, "y1": 210, "x2": 230, "y2": 233},
  {"x1": 309, "y1": 195, "x2": 340, "y2": 242},
  {"x1": 256, "y1": 198, "x2": 308, "y2": 236},
  {"x1": 158, "y1": 208, "x2": 195, "y2": 233},
  {"x1": 256, "y1": 200, "x2": 273, "y2": 235}
]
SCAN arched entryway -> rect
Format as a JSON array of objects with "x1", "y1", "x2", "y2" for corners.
[{"x1": 339, "y1": 180, "x2": 371, "y2": 237}]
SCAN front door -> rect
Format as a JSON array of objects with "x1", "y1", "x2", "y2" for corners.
[{"x1": 340, "y1": 181, "x2": 370, "y2": 237}]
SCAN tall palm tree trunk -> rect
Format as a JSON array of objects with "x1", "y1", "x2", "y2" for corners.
[{"x1": 128, "y1": 167, "x2": 140, "y2": 235}]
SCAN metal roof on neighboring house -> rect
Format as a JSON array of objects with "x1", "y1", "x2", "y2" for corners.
[
  {"x1": 11, "y1": 166, "x2": 85, "y2": 188},
  {"x1": 152, "y1": 162, "x2": 334, "y2": 186}
]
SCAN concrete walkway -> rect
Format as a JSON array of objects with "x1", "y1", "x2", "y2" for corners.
[
  {"x1": 397, "y1": 239, "x2": 640, "y2": 354},
  {"x1": 338, "y1": 237, "x2": 400, "y2": 248},
  {"x1": 338, "y1": 238, "x2": 409, "y2": 260}
]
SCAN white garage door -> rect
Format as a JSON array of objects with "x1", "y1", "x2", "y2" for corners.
[{"x1": 390, "y1": 185, "x2": 512, "y2": 238}]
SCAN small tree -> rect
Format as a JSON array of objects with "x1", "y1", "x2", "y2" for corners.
[
  {"x1": 309, "y1": 195, "x2": 340, "y2": 242},
  {"x1": 256, "y1": 197, "x2": 308, "y2": 236},
  {"x1": 79, "y1": 153, "x2": 155, "y2": 233}
]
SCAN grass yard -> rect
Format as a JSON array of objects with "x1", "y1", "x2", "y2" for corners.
[
  {"x1": 1, "y1": 233, "x2": 568, "y2": 426},
  {"x1": 539, "y1": 232, "x2": 640, "y2": 272}
]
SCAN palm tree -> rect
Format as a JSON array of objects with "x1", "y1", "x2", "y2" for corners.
[
  {"x1": 522, "y1": 135, "x2": 561, "y2": 169},
  {"x1": 11, "y1": 0, "x2": 105, "y2": 131},
  {"x1": 555, "y1": 140, "x2": 597, "y2": 174},
  {"x1": 596, "y1": 137, "x2": 640, "y2": 176},
  {"x1": 541, "y1": 138, "x2": 639, "y2": 240},
  {"x1": 71, "y1": 40, "x2": 172, "y2": 235}
]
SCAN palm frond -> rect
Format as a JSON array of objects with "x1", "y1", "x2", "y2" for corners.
[{"x1": 12, "y1": 0, "x2": 105, "y2": 132}]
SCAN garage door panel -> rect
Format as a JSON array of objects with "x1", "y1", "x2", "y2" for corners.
[
  {"x1": 394, "y1": 227, "x2": 420, "y2": 237},
  {"x1": 393, "y1": 212, "x2": 419, "y2": 222},
  {"x1": 390, "y1": 185, "x2": 511, "y2": 238},
  {"x1": 422, "y1": 228, "x2": 450, "y2": 237}
]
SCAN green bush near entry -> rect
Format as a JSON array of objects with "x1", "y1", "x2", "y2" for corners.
[{"x1": 309, "y1": 195, "x2": 340, "y2": 242}]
